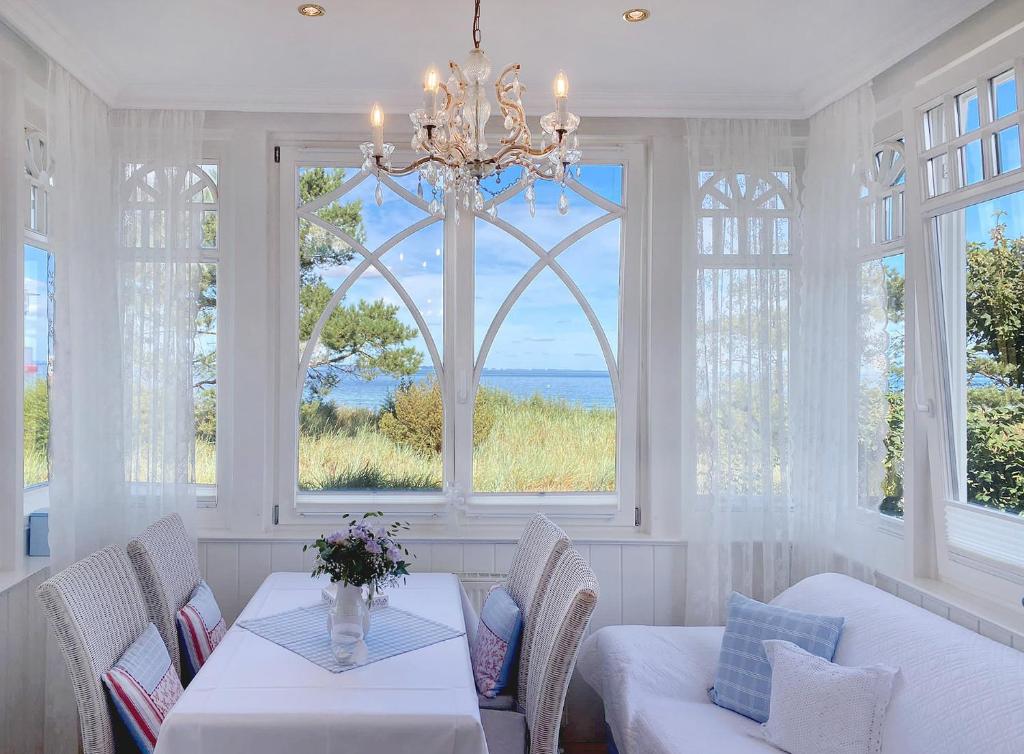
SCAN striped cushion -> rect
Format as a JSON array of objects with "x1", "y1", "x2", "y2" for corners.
[
  {"x1": 709, "y1": 592, "x2": 845, "y2": 723},
  {"x1": 176, "y1": 580, "x2": 227, "y2": 680},
  {"x1": 101, "y1": 623, "x2": 184, "y2": 754}
]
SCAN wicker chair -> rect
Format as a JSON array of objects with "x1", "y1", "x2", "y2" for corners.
[
  {"x1": 126, "y1": 512, "x2": 201, "y2": 677},
  {"x1": 482, "y1": 547, "x2": 599, "y2": 754},
  {"x1": 503, "y1": 514, "x2": 570, "y2": 701},
  {"x1": 37, "y1": 546, "x2": 150, "y2": 754}
]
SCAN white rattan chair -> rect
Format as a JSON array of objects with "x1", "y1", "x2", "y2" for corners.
[
  {"x1": 503, "y1": 513, "x2": 570, "y2": 700},
  {"x1": 37, "y1": 546, "x2": 150, "y2": 754},
  {"x1": 127, "y1": 512, "x2": 201, "y2": 677},
  {"x1": 482, "y1": 546, "x2": 599, "y2": 754}
]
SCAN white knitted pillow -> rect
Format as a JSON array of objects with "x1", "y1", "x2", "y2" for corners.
[{"x1": 761, "y1": 640, "x2": 898, "y2": 754}]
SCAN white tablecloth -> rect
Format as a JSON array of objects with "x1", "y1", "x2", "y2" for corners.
[{"x1": 155, "y1": 572, "x2": 488, "y2": 754}]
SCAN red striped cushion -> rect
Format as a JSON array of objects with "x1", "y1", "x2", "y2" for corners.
[
  {"x1": 101, "y1": 624, "x2": 183, "y2": 754},
  {"x1": 176, "y1": 580, "x2": 227, "y2": 679}
]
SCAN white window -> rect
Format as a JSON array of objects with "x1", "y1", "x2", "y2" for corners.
[
  {"x1": 913, "y1": 45, "x2": 1024, "y2": 601},
  {"x1": 277, "y1": 144, "x2": 643, "y2": 521},
  {"x1": 121, "y1": 161, "x2": 220, "y2": 494},
  {"x1": 23, "y1": 128, "x2": 54, "y2": 517},
  {"x1": 932, "y1": 187, "x2": 1024, "y2": 574},
  {"x1": 919, "y1": 63, "x2": 1023, "y2": 200},
  {"x1": 856, "y1": 139, "x2": 906, "y2": 518},
  {"x1": 694, "y1": 170, "x2": 795, "y2": 504}
]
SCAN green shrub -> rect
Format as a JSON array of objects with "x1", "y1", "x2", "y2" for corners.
[
  {"x1": 378, "y1": 379, "x2": 496, "y2": 455},
  {"x1": 23, "y1": 379, "x2": 49, "y2": 456},
  {"x1": 194, "y1": 388, "x2": 217, "y2": 443},
  {"x1": 300, "y1": 400, "x2": 376, "y2": 438}
]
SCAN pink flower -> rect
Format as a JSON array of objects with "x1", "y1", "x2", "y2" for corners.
[
  {"x1": 326, "y1": 531, "x2": 346, "y2": 545},
  {"x1": 387, "y1": 545, "x2": 401, "y2": 563},
  {"x1": 365, "y1": 539, "x2": 382, "y2": 555}
]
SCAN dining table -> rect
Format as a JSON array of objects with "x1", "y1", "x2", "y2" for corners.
[{"x1": 154, "y1": 571, "x2": 489, "y2": 754}]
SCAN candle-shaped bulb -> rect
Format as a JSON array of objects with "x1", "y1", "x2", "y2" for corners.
[
  {"x1": 423, "y1": 68, "x2": 439, "y2": 119},
  {"x1": 424, "y1": 68, "x2": 439, "y2": 93},
  {"x1": 554, "y1": 71, "x2": 569, "y2": 99},
  {"x1": 554, "y1": 71, "x2": 569, "y2": 126},
  {"x1": 371, "y1": 103, "x2": 384, "y2": 154}
]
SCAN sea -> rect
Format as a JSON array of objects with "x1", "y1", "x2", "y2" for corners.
[{"x1": 325, "y1": 368, "x2": 615, "y2": 410}]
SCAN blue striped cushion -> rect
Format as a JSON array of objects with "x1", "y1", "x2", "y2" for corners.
[
  {"x1": 101, "y1": 623, "x2": 184, "y2": 754},
  {"x1": 709, "y1": 592, "x2": 844, "y2": 723}
]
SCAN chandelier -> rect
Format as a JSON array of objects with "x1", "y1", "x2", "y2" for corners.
[{"x1": 361, "y1": 0, "x2": 582, "y2": 218}]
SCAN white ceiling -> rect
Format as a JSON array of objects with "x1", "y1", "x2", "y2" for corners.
[{"x1": 0, "y1": 0, "x2": 995, "y2": 118}]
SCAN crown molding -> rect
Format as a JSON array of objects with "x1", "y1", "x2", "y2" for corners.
[
  {"x1": 0, "y1": 0, "x2": 119, "y2": 105},
  {"x1": 798, "y1": 0, "x2": 994, "y2": 117},
  {"x1": 115, "y1": 82, "x2": 808, "y2": 120}
]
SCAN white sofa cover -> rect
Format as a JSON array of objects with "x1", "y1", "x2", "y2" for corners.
[{"x1": 577, "y1": 573, "x2": 1024, "y2": 754}]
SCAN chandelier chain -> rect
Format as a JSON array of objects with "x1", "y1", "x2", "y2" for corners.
[{"x1": 472, "y1": 0, "x2": 482, "y2": 49}]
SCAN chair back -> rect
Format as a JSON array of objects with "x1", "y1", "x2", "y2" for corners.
[
  {"x1": 504, "y1": 514, "x2": 570, "y2": 697},
  {"x1": 521, "y1": 547, "x2": 598, "y2": 754},
  {"x1": 127, "y1": 512, "x2": 201, "y2": 676},
  {"x1": 37, "y1": 546, "x2": 150, "y2": 754}
]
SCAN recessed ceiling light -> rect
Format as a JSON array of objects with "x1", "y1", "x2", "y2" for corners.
[
  {"x1": 622, "y1": 8, "x2": 650, "y2": 22},
  {"x1": 298, "y1": 4, "x2": 326, "y2": 17}
]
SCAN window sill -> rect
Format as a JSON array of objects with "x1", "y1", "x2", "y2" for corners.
[
  {"x1": 875, "y1": 571, "x2": 1024, "y2": 647},
  {"x1": 0, "y1": 556, "x2": 50, "y2": 595}
]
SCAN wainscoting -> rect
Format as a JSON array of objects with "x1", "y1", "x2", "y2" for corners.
[
  {"x1": 0, "y1": 566, "x2": 49, "y2": 754},
  {"x1": 196, "y1": 539, "x2": 690, "y2": 629}
]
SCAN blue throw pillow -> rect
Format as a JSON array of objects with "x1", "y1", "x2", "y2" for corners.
[
  {"x1": 709, "y1": 592, "x2": 844, "y2": 723},
  {"x1": 470, "y1": 585, "x2": 523, "y2": 698}
]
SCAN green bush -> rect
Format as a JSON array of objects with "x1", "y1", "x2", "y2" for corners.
[
  {"x1": 378, "y1": 379, "x2": 496, "y2": 456},
  {"x1": 966, "y1": 386, "x2": 1024, "y2": 513},
  {"x1": 300, "y1": 400, "x2": 376, "y2": 438},
  {"x1": 194, "y1": 388, "x2": 217, "y2": 443},
  {"x1": 23, "y1": 379, "x2": 49, "y2": 456}
]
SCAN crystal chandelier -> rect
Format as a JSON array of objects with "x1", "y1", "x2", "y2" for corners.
[{"x1": 362, "y1": 0, "x2": 582, "y2": 218}]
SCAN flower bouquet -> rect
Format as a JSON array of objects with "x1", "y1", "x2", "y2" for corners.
[{"x1": 304, "y1": 512, "x2": 412, "y2": 663}]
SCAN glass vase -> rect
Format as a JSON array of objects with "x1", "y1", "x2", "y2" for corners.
[{"x1": 327, "y1": 582, "x2": 369, "y2": 665}]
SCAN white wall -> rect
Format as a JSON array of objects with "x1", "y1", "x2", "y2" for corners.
[{"x1": 0, "y1": 568, "x2": 49, "y2": 754}]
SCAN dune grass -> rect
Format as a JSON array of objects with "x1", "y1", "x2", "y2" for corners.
[{"x1": 289, "y1": 390, "x2": 615, "y2": 493}]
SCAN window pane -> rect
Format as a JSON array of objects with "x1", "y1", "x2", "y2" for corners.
[
  {"x1": 995, "y1": 125, "x2": 1021, "y2": 175},
  {"x1": 194, "y1": 263, "x2": 217, "y2": 485},
  {"x1": 696, "y1": 268, "x2": 789, "y2": 499},
  {"x1": 937, "y1": 190, "x2": 1024, "y2": 515},
  {"x1": 958, "y1": 139, "x2": 984, "y2": 186},
  {"x1": 296, "y1": 165, "x2": 444, "y2": 493},
  {"x1": 991, "y1": 70, "x2": 1017, "y2": 120},
  {"x1": 927, "y1": 154, "x2": 949, "y2": 197},
  {"x1": 472, "y1": 166, "x2": 623, "y2": 493},
  {"x1": 24, "y1": 244, "x2": 53, "y2": 489},
  {"x1": 858, "y1": 255, "x2": 905, "y2": 517},
  {"x1": 924, "y1": 104, "x2": 946, "y2": 149},
  {"x1": 956, "y1": 88, "x2": 980, "y2": 135}
]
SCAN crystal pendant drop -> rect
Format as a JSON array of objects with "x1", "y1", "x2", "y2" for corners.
[
  {"x1": 503, "y1": 113, "x2": 514, "y2": 130},
  {"x1": 474, "y1": 190, "x2": 484, "y2": 211},
  {"x1": 528, "y1": 196, "x2": 536, "y2": 217},
  {"x1": 558, "y1": 189, "x2": 569, "y2": 215},
  {"x1": 429, "y1": 198, "x2": 439, "y2": 214},
  {"x1": 525, "y1": 183, "x2": 536, "y2": 218},
  {"x1": 487, "y1": 203, "x2": 497, "y2": 219},
  {"x1": 417, "y1": 179, "x2": 424, "y2": 199},
  {"x1": 375, "y1": 182, "x2": 384, "y2": 207}
]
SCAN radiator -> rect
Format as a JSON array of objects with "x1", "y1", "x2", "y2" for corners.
[{"x1": 457, "y1": 572, "x2": 506, "y2": 613}]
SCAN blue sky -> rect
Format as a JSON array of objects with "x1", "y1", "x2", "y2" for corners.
[
  {"x1": 23, "y1": 245, "x2": 51, "y2": 386},
  {"x1": 307, "y1": 164, "x2": 623, "y2": 375}
]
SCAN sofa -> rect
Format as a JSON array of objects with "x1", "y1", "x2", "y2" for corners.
[{"x1": 576, "y1": 573, "x2": 1024, "y2": 754}]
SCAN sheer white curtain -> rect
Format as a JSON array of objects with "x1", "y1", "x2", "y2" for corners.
[
  {"x1": 791, "y1": 85, "x2": 878, "y2": 582},
  {"x1": 112, "y1": 108, "x2": 204, "y2": 538},
  {"x1": 49, "y1": 77, "x2": 203, "y2": 567},
  {"x1": 685, "y1": 118, "x2": 795, "y2": 625},
  {"x1": 46, "y1": 66, "x2": 205, "y2": 753}
]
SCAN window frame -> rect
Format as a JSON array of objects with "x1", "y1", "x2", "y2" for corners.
[
  {"x1": 906, "y1": 39, "x2": 1024, "y2": 604},
  {"x1": 274, "y1": 139, "x2": 646, "y2": 527},
  {"x1": 22, "y1": 124, "x2": 53, "y2": 516},
  {"x1": 118, "y1": 155, "x2": 224, "y2": 506},
  {"x1": 851, "y1": 136, "x2": 908, "y2": 530},
  {"x1": 692, "y1": 164, "x2": 799, "y2": 512}
]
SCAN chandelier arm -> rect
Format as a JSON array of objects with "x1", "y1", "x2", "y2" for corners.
[{"x1": 495, "y1": 64, "x2": 532, "y2": 148}]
